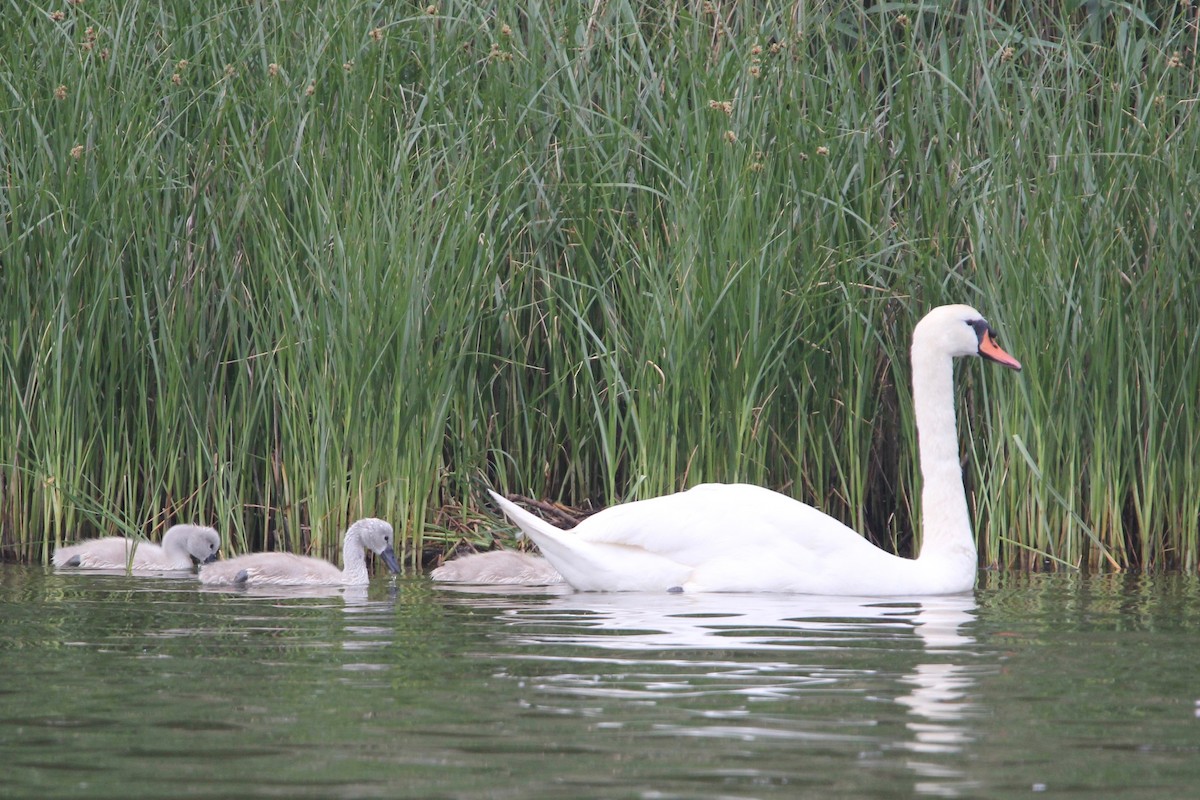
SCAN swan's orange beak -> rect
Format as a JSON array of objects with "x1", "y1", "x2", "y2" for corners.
[{"x1": 979, "y1": 330, "x2": 1022, "y2": 371}]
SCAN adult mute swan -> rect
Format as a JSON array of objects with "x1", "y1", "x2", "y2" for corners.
[
  {"x1": 431, "y1": 550, "x2": 564, "y2": 585},
  {"x1": 198, "y1": 517, "x2": 400, "y2": 587},
  {"x1": 488, "y1": 304, "x2": 1022, "y2": 595},
  {"x1": 53, "y1": 525, "x2": 221, "y2": 572}
]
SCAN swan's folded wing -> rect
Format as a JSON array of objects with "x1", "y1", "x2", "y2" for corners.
[
  {"x1": 574, "y1": 483, "x2": 879, "y2": 565},
  {"x1": 520, "y1": 523, "x2": 691, "y2": 591}
]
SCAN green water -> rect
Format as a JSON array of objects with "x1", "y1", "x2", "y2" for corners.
[{"x1": 1, "y1": 566, "x2": 1198, "y2": 799}]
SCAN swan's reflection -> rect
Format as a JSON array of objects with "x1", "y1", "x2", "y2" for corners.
[
  {"x1": 440, "y1": 584, "x2": 973, "y2": 650},
  {"x1": 439, "y1": 586, "x2": 983, "y2": 797},
  {"x1": 896, "y1": 600, "x2": 982, "y2": 796}
]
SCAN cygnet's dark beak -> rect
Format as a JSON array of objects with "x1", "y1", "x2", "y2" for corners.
[
  {"x1": 203, "y1": 552, "x2": 220, "y2": 564},
  {"x1": 379, "y1": 546, "x2": 401, "y2": 574}
]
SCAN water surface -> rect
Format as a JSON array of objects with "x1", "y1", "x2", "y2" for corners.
[{"x1": 1, "y1": 566, "x2": 1198, "y2": 798}]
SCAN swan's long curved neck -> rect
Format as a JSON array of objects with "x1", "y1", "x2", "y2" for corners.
[
  {"x1": 911, "y1": 347, "x2": 975, "y2": 565},
  {"x1": 341, "y1": 530, "x2": 368, "y2": 583}
]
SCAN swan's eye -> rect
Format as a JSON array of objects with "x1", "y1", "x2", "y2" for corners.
[{"x1": 966, "y1": 319, "x2": 990, "y2": 341}]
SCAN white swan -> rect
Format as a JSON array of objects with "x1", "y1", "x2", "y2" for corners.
[
  {"x1": 198, "y1": 517, "x2": 400, "y2": 587},
  {"x1": 53, "y1": 524, "x2": 221, "y2": 572},
  {"x1": 488, "y1": 304, "x2": 1022, "y2": 595},
  {"x1": 431, "y1": 550, "x2": 564, "y2": 585}
]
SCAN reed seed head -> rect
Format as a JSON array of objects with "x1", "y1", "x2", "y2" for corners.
[
  {"x1": 171, "y1": 72, "x2": 181, "y2": 85},
  {"x1": 70, "y1": 144, "x2": 84, "y2": 159},
  {"x1": 51, "y1": 10, "x2": 66, "y2": 22},
  {"x1": 268, "y1": 63, "x2": 279, "y2": 78},
  {"x1": 1167, "y1": 51, "x2": 1182, "y2": 69},
  {"x1": 816, "y1": 145, "x2": 829, "y2": 156},
  {"x1": 55, "y1": 84, "x2": 67, "y2": 100},
  {"x1": 425, "y1": 4, "x2": 437, "y2": 14},
  {"x1": 724, "y1": 130, "x2": 737, "y2": 144},
  {"x1": 343, "y1": 60, "x2": 354, "y2": 72},
  {"x1": 305, "y1": 81, "x2": 316, "y2": 96},
  {"x1": 369, "y1": 27, "x2": 383, "y2": 42}
]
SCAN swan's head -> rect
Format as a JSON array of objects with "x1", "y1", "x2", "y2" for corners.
[
  {"x1": 168, "y1": 524, "x2": 222, "y2": 564},
  {"x1": 913, "y1": 304, "x2": 1022, "y2": 370},
  {"x1": 347, "y1": 517, "x2": 402, "y2": 574}
]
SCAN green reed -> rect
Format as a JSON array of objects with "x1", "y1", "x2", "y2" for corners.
[{"x1": 1, "y1": 1, "x2": 1197, "y2": 571}]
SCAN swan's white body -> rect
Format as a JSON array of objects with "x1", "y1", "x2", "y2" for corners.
[
  {"x1": 53, "y1": 525, "x2": 221, "y2": 572},
  {"x1": 431, "y1": 550, "x2": 564, "y2": 585},
  {"x1": 198, "y1": 518, "x2": 400, "y2": 587},
  {"x1": 489, "y1": 304, "x2": 1021, "y2": 595}
]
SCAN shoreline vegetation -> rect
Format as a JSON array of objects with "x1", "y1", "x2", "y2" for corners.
[{"x1": 2, "y1": 1, "x2": 1197, "y2": 572}]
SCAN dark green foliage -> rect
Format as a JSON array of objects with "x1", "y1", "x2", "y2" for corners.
[{"x1": 2, "y1": 1, "x2": 1197, "y2": 570}]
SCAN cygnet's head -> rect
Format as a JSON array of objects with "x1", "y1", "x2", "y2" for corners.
[
  {"x1": 347, "y1": 517, "x2": 402, "y2": 574},
  {"x1": 167, "y1": 524, "x2": 222, "y2": 564}
]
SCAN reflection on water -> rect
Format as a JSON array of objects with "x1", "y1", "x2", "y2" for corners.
[
  {"x1": 3, "y1": 568, "x2": 1200, "y2": 799},
  {"x1": 191, "y1": 582, "x2": 402, "y2": 671},
  {"x1": 441, "y1": 586, "x2": 984, "y2": 797},
  {"x1": 898, "y1": 603, "x2": 982, "y2": 796}
]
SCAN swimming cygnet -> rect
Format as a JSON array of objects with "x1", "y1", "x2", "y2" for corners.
[
  {"x1": 431, "y1": 549, "x2": 563, "y2": 585},
  {"x1": 198, "y1": 517, "x2": 400, "y2": 587},
  {"x1": 53, "y1": 524, "x2": 221, "y2": 572}
]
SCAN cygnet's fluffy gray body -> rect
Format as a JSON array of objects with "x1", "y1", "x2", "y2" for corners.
[
  {"x1": 53, "y1": 524, "x2": 221, "y2": 572},
  {"x1": 199, "y1": 517, "x2": 400, "y2": 587},
  {"x1": 431, "y1": 549, "x2": 563, "y2": 585}
]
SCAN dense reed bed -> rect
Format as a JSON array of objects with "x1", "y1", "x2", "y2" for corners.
[{"x1": 2, "y1": 1, "x2": 1198, "y2": 570}]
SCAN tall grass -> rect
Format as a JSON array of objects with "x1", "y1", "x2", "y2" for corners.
[{"x1": 1, "y1": 1, "x2": 1197, "y2": 571}]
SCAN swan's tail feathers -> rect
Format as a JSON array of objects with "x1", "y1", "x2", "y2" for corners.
[
  {"x1": 488, "y1": 490, "x2": 596, "y2": 585},
  {"x1": 486, "y1": 489, "x2": 690, "y2": 591},
  {"x1": 487, "y1": 490, "x2": 566, "y2": 543}
]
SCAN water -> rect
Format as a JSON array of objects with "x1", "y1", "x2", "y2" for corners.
[{"x1": 2, "y1": 566, "x2": 1198, "y2": 799}]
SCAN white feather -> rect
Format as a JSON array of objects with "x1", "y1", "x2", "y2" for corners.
[{"x1": 487, "y1": 304, "x2": 1021, "y2": 595}]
